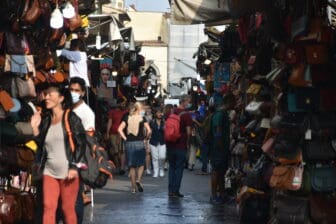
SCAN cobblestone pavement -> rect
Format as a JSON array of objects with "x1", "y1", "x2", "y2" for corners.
[{"x1": 83, "y1": 162, "x2": 239, "y2": 224}]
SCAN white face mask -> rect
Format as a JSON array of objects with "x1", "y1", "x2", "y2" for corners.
[
  {"x1": 140, "y1": 111, "x2": 146, "y2": 116},
  {"x1": 71, "y1": 92, "x2": 81, "y2": 103}
]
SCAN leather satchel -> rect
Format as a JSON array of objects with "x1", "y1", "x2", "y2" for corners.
[
  {"x1": 20, "y1": 190, "x2": 34, "y2": 223},
  {"x1": 0, "y1": 146, "x2": 35, "y2": 171},
  {"x1": 311, "y1": 165, "x2": 336, "y2": 192},
  {"x1": 304, "y1": 141, "x2": 336, "y2": 161},
  {"x1": 22, "y1": 0, "x2": 41, "y2": 24},
  {"x1": 310, "y1": 194, "x2": 336, "y2": 224},
  {"x1": 0, "y1": 190, "x2": 22, "y2": 223},
  {"x1": 273, "y1": 194, "x2": 309, "y2": 224},
  {"x1": 305, "y1": 44, "x2": 328, "y2": 65},
  {"x1": 269, "y1": 164, "x2": 303, "y2": 191},
  {"x1": 288, "y1": 63, "x2": 312, "y2": 87}
]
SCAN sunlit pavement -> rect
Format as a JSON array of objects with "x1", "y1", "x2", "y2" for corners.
[{"x1": 83, "y1": 162, "x2": 239, "y2": 224}]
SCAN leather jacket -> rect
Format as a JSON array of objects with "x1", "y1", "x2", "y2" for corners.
[{"x1": 35, "y1": 110, "x2": 86, "y2": 171}]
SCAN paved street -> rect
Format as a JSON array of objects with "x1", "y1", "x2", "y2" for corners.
[{"x1": 83, "y1": 162, "x2": 239, "y2": 224}]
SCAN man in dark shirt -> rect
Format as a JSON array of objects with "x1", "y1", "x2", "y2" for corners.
[
  {"x1": 166, "y1": 95, "x2": 193, "y2": 198},
  {"x1": 209, "y1": 93, "x2": 235, "y2": 204}
]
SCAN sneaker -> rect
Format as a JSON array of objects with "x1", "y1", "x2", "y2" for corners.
[
  {"x1": 153, "y1": 171, "x2": 159, "y2": 178},
  {"x1": 159, "y1": 170, "x2": 165, "y2": 177},
  {"x1": 131, "y1": 189, "x2": 136, "y2": 194},
  {"x1": 146, "y1": 169, "x2": 151, "y2": 175},
  {"x1": 136, "y1": 182, "x2": 144, "y2": 192}
]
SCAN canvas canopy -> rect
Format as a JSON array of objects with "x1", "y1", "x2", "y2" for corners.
[{"x1": 170, "y1": 0, "x2": 266, "y2": 25}]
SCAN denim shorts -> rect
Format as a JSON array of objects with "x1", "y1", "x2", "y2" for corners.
[{"x1": 125, "y1": 141, "x2": 145, "y2": 167}]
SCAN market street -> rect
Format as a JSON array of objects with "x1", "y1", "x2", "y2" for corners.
[{"x1": 83, "y1": 163, "x2": 239, "y2": 224}]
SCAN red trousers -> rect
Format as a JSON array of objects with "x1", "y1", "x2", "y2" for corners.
[{"x1": 42, "y1": 175, "x2": 79, "y2": 224}]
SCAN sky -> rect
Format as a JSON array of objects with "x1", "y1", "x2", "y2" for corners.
[{"x1": 125, "y1": 0, "x2": 171, "y2": 12}]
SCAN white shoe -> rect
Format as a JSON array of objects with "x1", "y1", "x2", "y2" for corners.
[
  {"x1": 146, "y1": 169, "x2": 151, "y2": 175},
  {"x1": 153, "y1": 171, "x2": 159, "y2": 178},
  {"x1": 159, "y1": 170, "x2": 165, "y2": 177}
]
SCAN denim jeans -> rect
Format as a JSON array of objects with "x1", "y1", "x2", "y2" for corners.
[
  {"x1": 167, "y1": 148, "x2": 187, "y2": 193},
  {"x1": 200, "y1": 143, "x2": 209, "y2": 172}
]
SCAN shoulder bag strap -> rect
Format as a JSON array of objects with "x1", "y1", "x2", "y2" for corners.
[{"x1": 64, "y1": 109, "x2": 75, "y2": 153}]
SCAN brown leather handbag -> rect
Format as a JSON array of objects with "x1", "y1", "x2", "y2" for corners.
[
  {"x1": 0, "y1": 189, "x2": 22, "y2": 223},
  {"x1": 288, "y1": 63, "x2": 312, "y2": 87},
  {"x1": 269, "y1": 164, "x2": 303, "y2": 191},
  {"x1": 20, "y1": 190, "x2": 34, "y2": 223},
  {"x1": 17, "y1": 148, "x2": 35, "y2": 170},
  {"x1": 305, "y1": 45, "x2": 328, "y2": 65},
  {"x1": 22, "y1": 0, "x2": 42, "y2": 24}
]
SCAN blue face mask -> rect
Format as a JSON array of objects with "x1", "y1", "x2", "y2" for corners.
[
  {"x1": 140, "y1": 111, "x2": 146, "y2": 116},
  {"x1": 71, "y1": 92, "x2": 81, "y2": 104}
]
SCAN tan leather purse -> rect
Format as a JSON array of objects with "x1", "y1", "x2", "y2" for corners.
[{"x1": 270, "y1": 164, "x2": 303, "y2": 191}]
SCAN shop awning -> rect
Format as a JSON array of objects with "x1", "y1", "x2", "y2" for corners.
[{"x1": 170, "y1": 0, "x2": 266, "y2": 25}]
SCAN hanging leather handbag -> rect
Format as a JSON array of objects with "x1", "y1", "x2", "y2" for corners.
[
  {"x1": 22, "y1": 0, "x2": 42, "y2": 25},
  {"x1": 16, "y1": 147, "x2": 35, "y2": 170},
  {"x1": 5, "y1": 32, "x2": 29, "y2": 55},
  {"x1": 310, "y1": 194, "x2": 336, "y2": 224},
  {"x1": 305, "y1": 44, "x2": 328, "y2": 65},
  {"x1": 270, "y1": 164, "x2": 303, "y2": 191},
  {"x1": 285, "y1": 46, "x2": 303, "y2": 64},
  {"x1": 20, "y1": 190, "x2": 34, "y2": 223},
  {"x1": 288, "y1": 63, "x2": 312, "y2": 87},
  {"x1": 131, "y1": 73, "x2": 139, "y2": 87},
  {"x1": 311, "y1": 165, "x2": 336, "y2": 192},
  {"x1": 0, "y1": 189, "x2": 22, "y2": 223},
  {"x1": 15, "y1": 76, "x2": 37, "y2": 98},
  {"x1": 261, "y1": 137, "x2": 275, "y2": 154},
  {"x1": 273, "y1": 194, "x2": 309, "y2": 224},
  {"x1": 304, "y1": 141, "x2": 336, "y2": 162},
  {"x1": 287, "y1": 87, "x2": 320, "y2": 112}
]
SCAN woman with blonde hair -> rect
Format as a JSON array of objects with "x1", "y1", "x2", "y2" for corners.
[{"x1": 118, "y1": 102, "x2": 152, "y2": 193}]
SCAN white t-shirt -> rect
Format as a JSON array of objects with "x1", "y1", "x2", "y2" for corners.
[
  {"x1": 73, "y1": 102, "x2": 95, "y2": 131},
  {"x1": 61, "y1": 49, "x2": 90, "y2": 86},
  {"x1": 70, "y1": 52, "x2": 90, "y2": 86}
]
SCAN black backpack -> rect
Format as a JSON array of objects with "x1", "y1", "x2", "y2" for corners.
[{"x1": 65, "y1": 110, "x2": 115, "y2": 189}]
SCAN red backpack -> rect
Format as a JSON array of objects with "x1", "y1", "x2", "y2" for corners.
[{"x1": 164, "y1": 112, "x2": 185, "y2": 142}]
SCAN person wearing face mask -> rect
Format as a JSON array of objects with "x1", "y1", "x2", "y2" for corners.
[
  {"x1": 166, "y1": 95, "x2": 193, "y2": 198},
  {"x1": 68, "y1": 77, "x2": 95, "y2": 223}
]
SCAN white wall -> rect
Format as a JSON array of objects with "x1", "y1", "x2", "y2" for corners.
[
  {"x1": 140, "y1": 46, "x2": 168, "y2": 90},
  {"x1": 126, "y1": 12, "x2": 168, "y2": 43},
  {"x1": 168, "y1": 23, "x2": 207, "y2": 96}
]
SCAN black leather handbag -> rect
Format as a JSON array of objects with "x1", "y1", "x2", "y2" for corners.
[
  {"x1": 273, "y1": 194, "x2": 309, "y2": 224},
  {"x1": 304, "y1": 141, "x2": 336, "y2": 161}
]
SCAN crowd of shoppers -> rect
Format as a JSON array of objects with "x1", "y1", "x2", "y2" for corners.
[{"x1": 28, "y1": 69, "x2": 233, "y2": 223}]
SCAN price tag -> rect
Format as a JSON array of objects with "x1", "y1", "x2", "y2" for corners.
[{"x1": 305, "y1": 129, "x2": 312, "y2": 140}]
